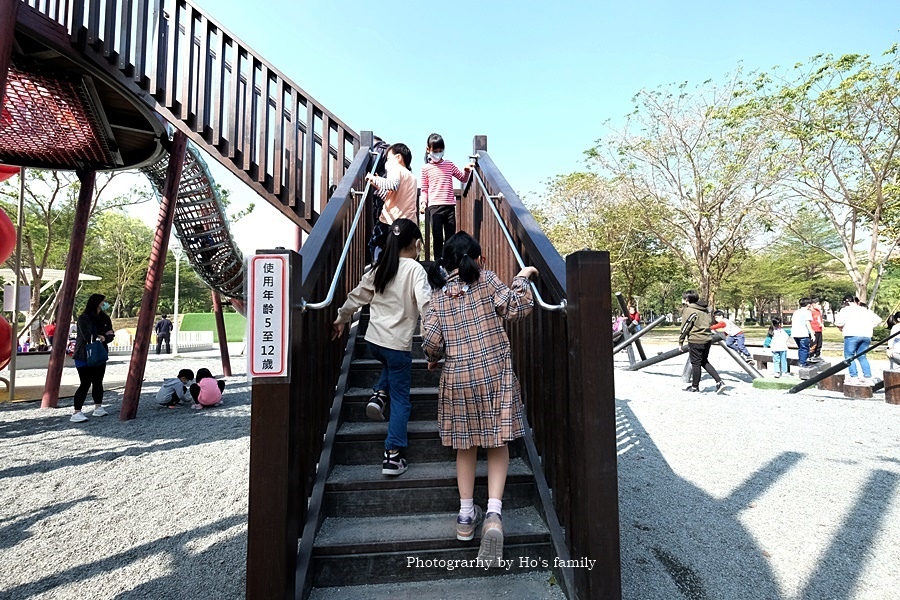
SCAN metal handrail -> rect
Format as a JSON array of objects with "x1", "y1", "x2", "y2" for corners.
[
  {"x1": 469, "y1": 158, "x2": 567, "y2": 314},
  {"x1": 300, "y1": 152, "x2": 381, "y2": 312}
]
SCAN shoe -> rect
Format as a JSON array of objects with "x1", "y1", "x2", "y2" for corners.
[
  {"x1": 683, "y1": 386, "x2": 699, "y2": 392},
  {"x1": 213, "y1": 401, "x2": 224, "y2": 407},
  {"x1": 456, "y1": 505, "x2": 484, "y2": 541},
  {"x1": 745, "y1": 358, "x2": 755, "y2": 366},
  {"x1": 382, "y1": 449, "x2": 408, "y2": 476},
  {"x1": 716, "y1": 381, "x2": 727, "y2": 394},
  {"x1": 366, "y1": 390, "x2": 387, "y2": 422},
  {"x1": 191, "y1": 403, "x2": 203, "y2": 410},
  {"x1": 70, "y1": 412, "x2": 88, "y2": 423},
  {"x1": 477, "y1": 513, "x2": 504, "y2": 566},
  {"x1": 774, "y1": 372, "x2": 781, "y2": 378},
  {"x1": 92, "y1": 405, "x2": 108, "y2": 417}
]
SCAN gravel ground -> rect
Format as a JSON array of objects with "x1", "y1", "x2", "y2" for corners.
[{"x1": 2, "y1": 343, "x2": 898, "y2": 599}]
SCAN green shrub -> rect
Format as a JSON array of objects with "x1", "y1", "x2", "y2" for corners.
[{"x1": 874, "y1": 325, "x2": 889, "y2": 341}]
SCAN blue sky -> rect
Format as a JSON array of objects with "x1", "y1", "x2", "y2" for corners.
[{"x1": 132, "y1": 0, "x2": 900, "y2": 250}]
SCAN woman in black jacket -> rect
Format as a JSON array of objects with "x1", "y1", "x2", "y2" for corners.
[{"x1": 70, "y1": 293, "x2": 115, "y2": 423}]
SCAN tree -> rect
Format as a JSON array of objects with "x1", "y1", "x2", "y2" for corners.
[
  {"x1": 587, "y1": 73, "x2": 786, "y2": 303},
  {"x1": 755, "y1": 47, "x2": 900, "y2": 305}
]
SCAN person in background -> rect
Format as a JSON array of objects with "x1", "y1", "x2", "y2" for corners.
[
  {"x1": 763, "y1": 318, "x2": 791, "y2": 378},
  {"x1": 808, "y1": 298, "x2": 824, "y2": 363},
  {"x1": 44, "y1": 319, "x2": 57, "y2": 348},
  {"x1": 365, "y1": 142, "x2": 419, "y2": 262},
  {"x1": 628, "y1": 305, "x2": 642, "y2": 331},
  {"x1": 155, "y1": 314, "x2": 173, "y2": 355},
  {"x1": 834, "y1": 294, "x2": 882, "y2": 385},
  {"x1": 156, "y1": 368, "x2": 195, "y2": 408},
  {"x1": 791, "y1": 298, "x2": 815, "y2": 368},
  {"x1": 678, "y1": 290, "x2": 726, "y2": 394},
  {"x1": 886, "y1": 312, "x2": 900, "y2": 370},
  {"x1": 419, "y1": 133, "x2": 475, "y2": 260},
  {"x1": 70, "y1": 294, "x2": 115, "y2": 423}
]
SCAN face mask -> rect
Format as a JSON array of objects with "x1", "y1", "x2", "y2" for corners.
[
  {"x1": 101, "y1": 301, "x2": 110, "y2": 311},
  {"x1": 429, "y1": 151, "x2": 444, "y2": 162}
]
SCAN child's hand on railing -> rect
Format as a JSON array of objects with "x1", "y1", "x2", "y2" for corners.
[
  {"x1": 517, "y1": 266, "x2": 538, "y2": 279},
  {"x1": 331, "y1": 321, "x2": 346, "y2": 341},
  {"x1": 463, "y1": 163, "x2": 476, "y2": 172}
]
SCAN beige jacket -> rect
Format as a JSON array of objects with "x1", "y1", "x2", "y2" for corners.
[
  {"x1": 336, "y1": 258, "x2": 431, "y2": 351},
  {"x1": 377, "y1": 163, "x2": 418, "y2": 224}
]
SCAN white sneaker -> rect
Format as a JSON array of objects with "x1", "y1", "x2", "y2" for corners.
[
  {"x1": 70, "y1": 412, "x2": 88, "y2": 423},
  {"x1": 92, "y1": 405, "x2": 108, "y2": 417}
]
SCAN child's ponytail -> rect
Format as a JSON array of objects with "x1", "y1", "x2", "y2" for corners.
[
  {"x1": 374, "y1": 218, "x2": 421, "y2": 294},
  {"x1": 428, "y1": 231, "x2": 482, "y2": 289}
]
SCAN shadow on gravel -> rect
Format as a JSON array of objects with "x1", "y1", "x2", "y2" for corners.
[
  {"x1": 618, "y1": 399, "x2": 899, "y2": 599},
  {"x1": 0, "y1": 514, "x2": 247, "y2": 599},
  {"x1": 617, "y1": 398, "x2": 786, "y2": 599},
  {"x1": 0, "y1": 496, "x2": 98, "y2": 551}
]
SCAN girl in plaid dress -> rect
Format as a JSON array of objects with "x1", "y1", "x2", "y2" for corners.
[{"x1": 422, "y1": 231, "x2": 537, "y2": 566}]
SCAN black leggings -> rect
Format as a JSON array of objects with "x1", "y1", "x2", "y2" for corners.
[
  {"x1": 427, "y1": 205, "x2": 456, "y2": 260},
  {"x1": 689, "y1": 342, "x2": 721, "y2": 389},
  {"x1": 74, "y1": 364, "x2": 106, "y2": 411}
]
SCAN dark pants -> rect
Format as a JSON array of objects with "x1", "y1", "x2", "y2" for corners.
[
  {"x1": 794, "y1": 336, "x2": 810, "y2": 366},
  {"x1": 190, "y1": 380, "x2": 226, "y2": 403},
  {"x1": 688, "y1": 342, "x2": 722, "y2": 389},
  {"x1": 369, "y1": 342, "x2": 412, "y2": 451},
  {"x1": 74, "y1": 364, "x2": 106, "y2": 411},
  {"x1": 156, "y1": 333, "x2": 171, "y2": 354},
  {"x1": 427, "y1": 205, "x2": 456, "y2": 260},
  {"x1": 811, "y1": 331, "x2": 823, "y2": 357}
]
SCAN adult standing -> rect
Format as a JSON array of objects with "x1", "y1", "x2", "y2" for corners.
[
  {"x1": 834, "y1": 294, "x2": 882, "y2": 385},
  {"x1": 155, "y1": 314, "x2": 173, "y2": 354},
  {"x1": 70, "y1": 294, "x2": 114, "y2": 423},
  {"x1": 678, "y1": 290, "x2": 726, "y2": 394},
  {"x1": 791, "y1": 298, "x2": 815, "y2": 367}
]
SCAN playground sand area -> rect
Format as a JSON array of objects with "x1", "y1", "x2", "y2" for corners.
[{"x1": 0, "y1": 344, "x2": 897, "y2": 599}]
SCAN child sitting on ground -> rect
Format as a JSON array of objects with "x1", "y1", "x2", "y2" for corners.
[
  {"x1": 156, "y1": 369, "x2": 194, "y2": 408},
  {"x1": 190, "y1": 368, "x2": 225, "y2": 409}
]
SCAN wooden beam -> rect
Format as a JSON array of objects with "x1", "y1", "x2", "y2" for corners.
[
  {"x1": 42, "y1": 170, "x2": 95, "y2": 408},
  {"x1": 120, "y1": 131, "x2": 187, "y2": 421},
  {"x1": 212, "y1": 290, "x2": 232, "y2": 376},
  {"x1": 0, "y1": 0, "x2": 19, "y2": 110}
]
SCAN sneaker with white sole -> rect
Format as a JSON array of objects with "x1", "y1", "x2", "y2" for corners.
[
  {"x1": 456, "y1": 505, "x2": 484, "y2": 541},
  {"x1": 70, "y1": 412, "x2": 88, "y2": 423},
  {"x1": 366, "y1": 390, "x2": 387, "y2": 422},
  {"x1": 382, "y1": 449, "x2": 408, "y2": 476},
  {"x1": 92, "y1": 405, "x2": 108, "y2": 417},
  {"x1": 716, "y1": 381, "x2": 727, "y2": 394},
  {"x1": 477, "y1": 512, "x2": 504, "y2": 567}
]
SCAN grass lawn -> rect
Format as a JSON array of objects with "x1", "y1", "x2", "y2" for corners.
[{"x1": 180, "y1": 312, "x2": 247, "y2": 342}]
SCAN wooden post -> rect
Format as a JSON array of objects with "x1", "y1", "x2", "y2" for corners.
[
  {"x1": 212, "y1": 290, "x2": 232, "y2": 376},
  {"x1": 566, "y1": 251, "x2": 622, "y2": 599},
  {"x1": 0, "y1": 0, "x2": 18, "y2": 111},
  {"x1": 247, "y1": 249, "x2": 301, "y2": 600},
  {"x1": 884, "y1": 370, "x2": 900, "y2": 405},
  {"x1": 120, "y1": 131, "x2": 187, "y2": 420},
  {"x1": 42, "y1": 170, "x2": 95, "y2": 408}
]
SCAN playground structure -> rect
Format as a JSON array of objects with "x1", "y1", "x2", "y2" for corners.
[{"x1": 1, "y1": 2, "x2": 621, "y2": 599}]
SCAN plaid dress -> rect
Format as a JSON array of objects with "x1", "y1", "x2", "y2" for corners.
[{"x1": 422, "y1": 269, "x2": 534, "y2": 449}]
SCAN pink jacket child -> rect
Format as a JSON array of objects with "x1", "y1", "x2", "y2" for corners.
[{"x1": 190, "y1": 368, "x2": 225, "y2": 409}]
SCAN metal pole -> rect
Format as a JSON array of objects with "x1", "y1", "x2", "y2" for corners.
[
  {"x1": 626, "y1": 345, "x2": 690, "y2": 371},
  {"x1": 713, "y1": 336, "x2": 763, "y2": 379},
  {"x1": 8, "y1": 167, "x2": 23, "y2": 402},
  {"x1": 613, "y1": 315, "x2": 665, "y2": 354},
  {"x1": 172, "y1": 245, "x2": 182, "y2": 355}
]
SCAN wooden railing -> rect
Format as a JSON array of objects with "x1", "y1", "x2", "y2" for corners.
[
  {"x1": 246, "y1": 138, "x2": 374, "y2": 599},
  {"x1": 460, "y1": 137, "x2": 622, "y2": 600},
  {"x1": 21, "y1": 0, "x2": 357, "y2": 230}
]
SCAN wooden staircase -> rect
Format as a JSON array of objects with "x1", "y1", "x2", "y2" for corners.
[{"x1": 302, "y1": 315, "x2": 568, "y2": 598}]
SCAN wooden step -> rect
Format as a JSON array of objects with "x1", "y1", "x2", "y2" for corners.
[
  {"x1": 347, "y1": 359, "x2": 442, "y2": 389},
  {"x1": 308, "y1": 571, "x2": 568, "y2": 599},
  {"x1": 342, "y1": 386, "x2": 438, "y2": 422},
  {"x1": 333, "y1": 421, "x2": 525, "y2": 465},
  {"x1": 323, "y1": 458, "x2": 536, "y2": 516},
  {"x1": 312, "y1": 507, "x2": 553, "y2": 586}
]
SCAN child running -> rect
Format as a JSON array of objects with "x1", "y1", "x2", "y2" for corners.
[
  {"x1": 419, "y1": 133, "x2": 475, "y2": 260},
  {"x1": 332, "y1": 218, "x2": 431, "y2": 475},
  {"x1": 763, "y1": 318, "x2": 791, "y2": 378},
  {"x1": 422, "y1": 231, "x2": 538, "y2": 567}
]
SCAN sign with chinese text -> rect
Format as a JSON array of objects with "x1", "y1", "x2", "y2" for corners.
[{"x1": 249, "y1": 255, "x2": 289, "y2": 377}]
